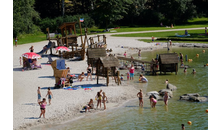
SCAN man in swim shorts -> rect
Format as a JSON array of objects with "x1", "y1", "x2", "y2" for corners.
[
  {"x1": 37, "y1": 87, "x2": 41, "y2": 103},
  {"x1": 137, "y1": 89, "x2": 143, "y2": 107}
]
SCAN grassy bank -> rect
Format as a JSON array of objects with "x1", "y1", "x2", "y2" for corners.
[{"x1": 14, "y1": 33, "x2": 47, "y2": 45}]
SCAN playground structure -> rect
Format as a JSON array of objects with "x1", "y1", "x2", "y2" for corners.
[
  {"x1": 117, "y1": 53, "x2": 179, "y2": 75},
  {"x1": 37, "y1": 41, "x2": 56, "y2": 55},
  {"x1": 117, "y1": 56, "x2": 157, "y2": 75},
  {"x1": 158, "y1": 53, "x2": 178, "y2": 75},
  {"x1": 55, "y1": 22, "x2": 87, "y2": 60},
  {"x1": 96, "y1": 55, "x2": 121, "y2": 86},
  {"x1": 88, "y1": 35, "x2": 107, "y2": 48},
  {"x1": 87, "y1": 48, "x2": 106, "y2": 72}
]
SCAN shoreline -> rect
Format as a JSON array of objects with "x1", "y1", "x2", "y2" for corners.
[{"x1": 13, "y1": 34, "x2": 208, "y2": 130}]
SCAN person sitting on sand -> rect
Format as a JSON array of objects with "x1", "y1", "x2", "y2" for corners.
[
  {"x1": 83, "y1": 99, "x2": 94, "y2": 112},
  {"x1": 139, "y1": 74, "x2": 148, "y2": 83},
  {"x1": 39, "y1": 98, "x2": 47, "y2": 118},
  {"x1": 45, "y1": 88, "x2": 53, "y2": 105},
  {"x1": 137, "y1": 89, "x2": 143, "y2": 107},
  {"x1": 78, "y1": 72, "x2": 85, "y2": 82},
  {"x1": 150, "y1": 95, "x2": 157, "y2": 108}
]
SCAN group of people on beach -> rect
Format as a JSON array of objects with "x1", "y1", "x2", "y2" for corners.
[
  {"x1": 83, "y1": 89, "x2": 108, "y2": 112},
  {"x1": 37, "y1": 87, "x2": 53, "y2": 118}
]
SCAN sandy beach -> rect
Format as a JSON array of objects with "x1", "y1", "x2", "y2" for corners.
[{"x1": 13, "y1": 30, "x2": 208, "y2": 130}]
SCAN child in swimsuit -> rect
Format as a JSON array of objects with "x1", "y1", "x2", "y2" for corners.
[
  {"x1": 46, "y1": 88, "x2": 53, "y2": 105},
  {"x1": 86, "y1": 64, "x2": 92, "y2": 81},
  {"x1": 164, "y1": 92, "x2": 168, "y2": 105},
  {"x1": 102, "y1": 92, "x2": 108, "y2": 110},
  {"x1": 150, "y1": 95, "x2": 157, "y2": 108},
  {"x1": 127, "y1": 72, "x2": 130, "y2": 80},
  {"x1": 96, "y1": 92, "x2": 102, "y2": 109},
  {"x1": 37, "y1": 87, "x2": 41, "y2": 103},
  {"x1": 137, "y1": 89, "x2": 143, "y2": 107}
]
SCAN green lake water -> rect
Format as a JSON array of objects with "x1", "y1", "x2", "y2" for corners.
[{"x1": 35, "y1": 47, "x2": 208, "y2": 130}]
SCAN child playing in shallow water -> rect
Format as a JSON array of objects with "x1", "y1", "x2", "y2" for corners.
[
  {"x1": 127, "y1": 71, "x2": 130, "y2": 80},
  {"x1": 150, "y1": 95, "x2": 157, "y2": 108}
]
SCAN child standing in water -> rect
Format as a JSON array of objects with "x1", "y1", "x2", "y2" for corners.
[
  {"x1": 46, "y1": 88, "x2": 53, "y2": 105},
  {"x1": 164, "y1": 92, "x2": 168, "y2": 105},
  {"x1": 127, "y1": 71, "x2": 130, "y2": 81},
  {"x1": 137, "y1": 89, "x2": 143, "y2": 107},
  {"x1": 150, "y1": 95, "x2": 157, "y2": 108}
]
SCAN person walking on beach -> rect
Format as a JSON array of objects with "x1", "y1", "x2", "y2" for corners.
[
  {"x1": 29, "y1": 46, "x2": 34, "y2": 52},
  {"x1": 137, "y1": 89, "x2": 143, "y2": 107},
  {"x1": 39, "y1": 98, "x2": 47, "y2": 118},
  {"x1": 138, "y1": 50, "x2": 141, "y2": 58},
  {"x1": 37, "y1": 87, "x2": 41, "y2": 103},
  {"x1": 15, "y1": 37, "x2": 18, "y2": 47},
  {"x1": 124, "y1": 51, "x2": 127, "y2": 57},
  {"x1": 102, "y1": 92, "x2": 108, "y2": 110},
  {"x1": 46, "y1": 88, "x2": 53, "y2": 105},
  {"x1": 19, "y1": 57, "x2": 22, "y2": 66},
  {"x1": 86, "y1": 64, "x2": 92, "y2": 81},
  {"x1": 129, "y1": 64, "x2": 135, "y2": 80}
]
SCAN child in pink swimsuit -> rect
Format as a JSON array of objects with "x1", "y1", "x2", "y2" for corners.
[{"x1": 150, "y1": 95, "x2": 157, "y2": 108}]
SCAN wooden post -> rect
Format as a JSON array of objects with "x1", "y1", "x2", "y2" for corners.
[
  {"x1": 175, "y1": 63, "x2": 178, "y2": 75},
  {"x1": 79, "y1": 17, "x2": 83, "y2": 48},
  {"x1": 107, "y1": 68, "x2": 109, "y2": 86},
  {"x1": 97, "y1": 62, "x2": 99, "y2": 85},
  {"x1": 117, "y1": 71, "x2": 121, "y2": 85},
  {"x1": 98, "y1": 35, "x2": 100, "y2": 42},
  {"x1": 73, "y1": 25, "x2": 76, "y2": 35},
  {"x1": 46, "y1": 28, "x2": 50, "y2": 40}
]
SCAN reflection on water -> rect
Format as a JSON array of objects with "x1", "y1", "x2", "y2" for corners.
[{"x1": 34, "y1": 48, "x2": 208, "y2": 130}]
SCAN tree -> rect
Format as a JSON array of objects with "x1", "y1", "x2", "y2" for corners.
[
  {"x1": 13, "y1": 0, "x2": 40, "y2": 37},
  {"x1": 92, "y1": 0, "x2": 132, "y2": 28}
]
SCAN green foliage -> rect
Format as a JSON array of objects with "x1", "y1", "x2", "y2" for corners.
[
  {"x1": 13, "y1": 0, "x2": 40, "y2": 37},
  {"x1": 92, "y1": 0, "x2": 132, "y2": 28},
  {"x1": 38, "y1": 14, "x2": 95, "y2": 33}
]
